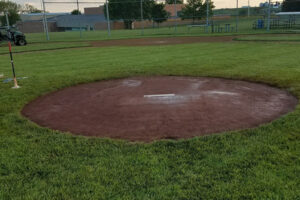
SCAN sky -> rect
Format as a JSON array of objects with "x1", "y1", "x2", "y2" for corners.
[{"x1": 12, "y1": 0, "x2": 276, "y2": 13}]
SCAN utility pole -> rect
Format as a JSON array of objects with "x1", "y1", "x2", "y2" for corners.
[
  {"x1": 42, "y1": 0, "x2": 49, "y2": 40},
  {"x1": 105, "y1": 0, "x2": 111, "y2": 36}
]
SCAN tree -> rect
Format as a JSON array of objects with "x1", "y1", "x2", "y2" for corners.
[
  {"x1": 71, "y1": 9, "x2": 81, "y2": 15},
  {"x1": 0, "y1": 0, "x2": 21, "y2": 26},
  {"x1": 22, "y1": 4, "x2": 42, "y2": 13},
  {"x1": 180, "y1": 0, "x2": 214, "y2": 24},
  {"x1": 165, "y1": 0, "x2": 183, "y2": 4},
  {"x1": 151, "y1": 3, "x2": 169, "y2": 27},
  {"x1": 282, "y1": 0, "x2": 300, "y2": 12},
  {"x1": 105, "y1": 0, "x2": 155, "y2": 29}
]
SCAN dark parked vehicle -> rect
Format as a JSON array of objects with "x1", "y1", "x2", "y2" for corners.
[{"x1": 0, "y1": 26, "x2": 27, "y2": 46}]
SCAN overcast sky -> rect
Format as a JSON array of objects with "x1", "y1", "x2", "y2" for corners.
[{"x1": 12, "y1": 0, "x2": 276, "y2": 13}]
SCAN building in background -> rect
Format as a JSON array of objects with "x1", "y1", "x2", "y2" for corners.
[
  {"x1": 16, "y1": 8, "x2": 118, "y2": 33},
  {"x1": 84, "y1": 6, "x2": 104, "y2": 15},
  {"x1": 164, "y1": 4, "x2": 185, "y2": 17},
  {"x1": 17, "y1": 13, "x2": 69, "y2": 33}
]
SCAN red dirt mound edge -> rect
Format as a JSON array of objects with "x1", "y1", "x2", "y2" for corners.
[{"x1": 22, "y1": 77, "x2": 298, "y2": 142}]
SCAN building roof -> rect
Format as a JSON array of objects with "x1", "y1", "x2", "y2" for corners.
[
  {"x1": 276, "y1": 12, "x2": 300, "y2": 16},
  {"x1": 20, "y1": 13, "x2": 69, "y2": 22},
  {"x1": 54, "y1": 15, "x2": 106, "y2": 28}
]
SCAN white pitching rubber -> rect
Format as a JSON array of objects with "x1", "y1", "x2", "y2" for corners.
[{"x1": 144, "y1": 94, "x2": 175, "y2": 98}]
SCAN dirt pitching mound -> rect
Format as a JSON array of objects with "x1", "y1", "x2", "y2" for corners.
[
  {"x1": 91, "y1": 36, "x2": 235, "y2": 47},
  {"x1": 22, "y1": 77, "x2": 297, "y2": 142}
]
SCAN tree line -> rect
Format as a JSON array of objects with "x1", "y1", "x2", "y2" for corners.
[
  {"x1": 106, "y1": 0, "x2": 215, "y2": 29},
  {"x1": 0, "y1": 0, "x2": 41, "y2": 26}
]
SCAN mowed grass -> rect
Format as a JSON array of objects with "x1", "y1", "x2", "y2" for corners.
[
  {"x1": 0, "y1": 40, "x2": 300, "y2": 199},
  {"x1": 0, "y1": 42, "x2": 91, "y2": 55},
  {"x1": 236, "y1": 34, "x2": 300, "y2": 42}
]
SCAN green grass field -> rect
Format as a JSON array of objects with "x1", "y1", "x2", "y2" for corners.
[
  {"x1": 0, "y1": 33, "x2": 300, "y2": 199},
  {"x1": 0, "y1": 42, "x2": 91, "y2": 55},
  {"x1": 236, "y1": 34, "x2": 300, "y2": 42}
]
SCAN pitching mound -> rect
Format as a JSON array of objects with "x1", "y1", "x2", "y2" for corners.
[
  {"x1": 22, "y1": 77, "x2": 297, "y2": 142},
  {"x1": 91, "y1": 36, "x2": 235, "y2": 47}
]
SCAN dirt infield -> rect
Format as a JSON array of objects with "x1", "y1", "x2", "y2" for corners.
[
  {"x1": 91, "y1": 36, "x2": 235, "y2": 47},
  {"x1": 22, "y1": 77, "x2": 297, "y2": 142}
]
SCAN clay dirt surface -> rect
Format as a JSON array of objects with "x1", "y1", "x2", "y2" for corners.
[{"x1": 22, "y1": 77, "x2": 298, "y2": 142}]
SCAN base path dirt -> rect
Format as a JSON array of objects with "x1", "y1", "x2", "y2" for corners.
[
  {"x1": 22, "y1": 77, "x2": 298, "y2": 142},
  {"x1": 91, "y1": 36, "x2": 235, "y2": 47}
]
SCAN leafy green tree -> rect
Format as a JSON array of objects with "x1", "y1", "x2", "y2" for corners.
[
  {"x1": 71, "y1": 9, "x2": 81, "y2": 15},
  {"x1": 151, "y1": 3, "x2": 169, "y2": 27},
  {"x1": 180, "y1": 0, "x2": 214, "y2": 24},
  {"x1": 165, "y1": 0, "x2": 183, "y2": 4},
  {"x1": 22, "y1": 4, "x2": 42, "y2": 13},
  {"x1": 0, "y1": 0, "x2": 21, "y2": 26},
  {"x1": 282, "y1": 0, "x2": 300, "y2": 12},
  {"x1": 105, "y1": 0, "x2": 155, "y2": 29}
]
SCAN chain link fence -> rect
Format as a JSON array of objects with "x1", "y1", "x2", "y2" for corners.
[{"x1": 14, "y1": 0, "x2": 299, "y2": 42}]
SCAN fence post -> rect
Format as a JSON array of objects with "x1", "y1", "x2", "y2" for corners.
[
  {"x1": 267, "y1": 0, "x2": 271, "y2": 31},
  {"x1": 174, "y1": 0, "x2": 177, "y2": 33},
  {"x1": 42, "y1": 0, "x2": 50, "y2": 41},
  {"x1": 236, "y1": 0, "x2": 239, "y2": 32},
  {"x1": 248, "y1": 0, "x2": 250, "y2": 17},
  {"x1": 105, "y1": 0, "x2": 111, "y2": 36},
  {"x1": 206, "y1": 0, "x2": 209, "y2": 33},
  {"x1": 76, "y1": 0, "x2": 82, "y2": 38},
  {"x1": 141, "y1": 0, "x2": 144, "y2": 35}
]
